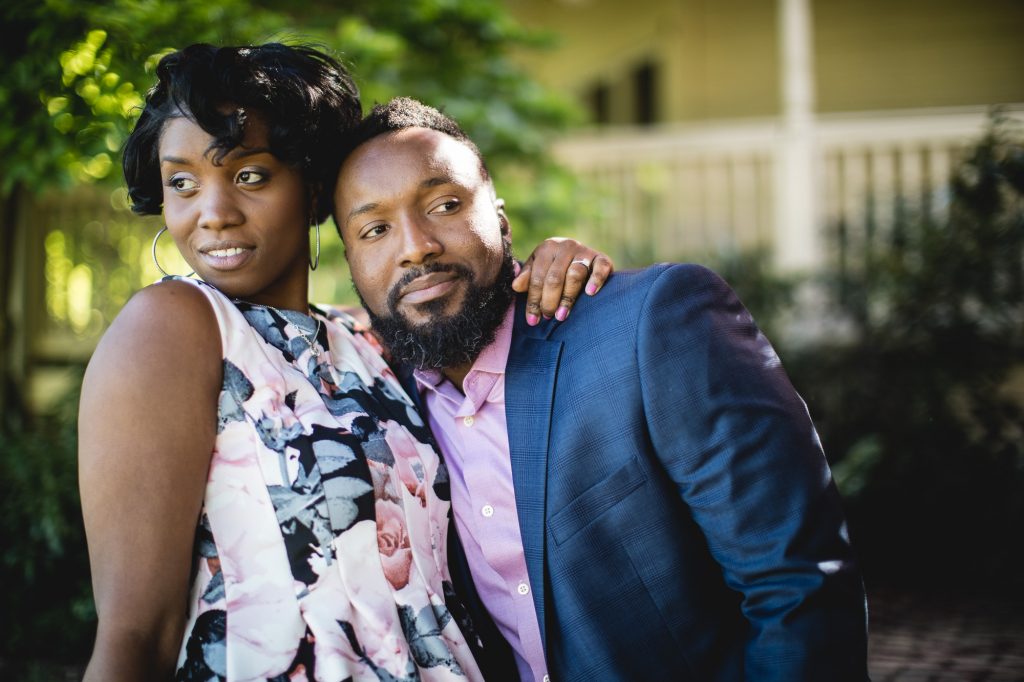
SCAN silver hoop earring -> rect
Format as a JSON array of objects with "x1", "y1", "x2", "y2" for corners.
[
  {"x1": 310, "y1": 220, "x2": 320, "y2": 271},
  {"x1": 151, "y1": 226, "x2": 195, "y2": 278}
]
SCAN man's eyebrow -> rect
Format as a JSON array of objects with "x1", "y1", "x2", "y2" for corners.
[
  {"x1": 421, "y1": 175, "x2": 455, "y2": 189},
  {"x1": 346, "y1": 176, "x2": 459, "y2": 224},
  {"x1": 346, "y1": 202, "x2": 381, "y2": 224}
]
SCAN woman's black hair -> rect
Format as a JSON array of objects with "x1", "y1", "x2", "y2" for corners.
[{"x1": 122, "y1": 43, "x2": 360, "y2": 222}]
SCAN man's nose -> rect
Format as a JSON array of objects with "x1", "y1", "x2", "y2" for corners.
[
  {"x1": 397, "y1": 216, "x2": 442, "y2": 267},
  {"x1": 197, "y1": 184, "x2": 244, "y2": 231}
]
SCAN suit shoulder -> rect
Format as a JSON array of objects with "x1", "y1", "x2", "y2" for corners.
[
  {"x1": 581, "y1": 262, "x2": 732, "y2": 307},
  {"x1": 548, "y1": 263, "x2": 733, "y2": 342},
  {"x1": 648, "y1": 262, "x2": 732, "y2": 293}
]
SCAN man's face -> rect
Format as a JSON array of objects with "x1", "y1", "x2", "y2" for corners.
[{"x1": 335, "y1": 126, "x2": 515, "y2": 368}]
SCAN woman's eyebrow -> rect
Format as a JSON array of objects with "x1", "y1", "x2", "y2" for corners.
[
  {"x1": 225, "y1": 146, "x2": 273, "y2": 160},
  {"x1": 161, "y1": 147, "x2": 274, "y2": 167}
]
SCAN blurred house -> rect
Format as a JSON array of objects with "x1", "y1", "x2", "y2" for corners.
[
  {"x1": 503, "y1": 0, "x2": 1024, "y2": 269},
  {"x1": 6, "y1": 0, "x2": 1023, "y2": 418}
]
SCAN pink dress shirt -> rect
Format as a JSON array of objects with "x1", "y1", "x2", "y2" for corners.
[{"x1": 415, "y1": 304, "x2": 548, "y2": 682}]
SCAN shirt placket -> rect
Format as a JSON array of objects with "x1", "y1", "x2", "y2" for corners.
[{"x1": 456, "y1": 371, "x2": 547, "y2": 682}]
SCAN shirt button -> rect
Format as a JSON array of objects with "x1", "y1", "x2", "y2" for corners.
[
  {"x1": 463, "y1": 415, "x2": 475, "y2": 427},
  {"x1": 481, "y1": 504, "x2": 494, "y2": 518},
  {"x1": 517, "y1": 582, "x2": 530, "y2": 596},
  {"x1": 543, "y1": 676, "x2": 551, "y2": 682}
]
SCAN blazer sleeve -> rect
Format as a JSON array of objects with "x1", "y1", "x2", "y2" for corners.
[{"x1": 636, "y1": 264, "x2": 868, "y2": 680}]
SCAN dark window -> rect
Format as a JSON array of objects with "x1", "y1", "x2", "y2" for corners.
[
  {"x1": 633, "y1": 61, "x2": 658, "y2": 126},
  {"x1": 587, "y1": 82, "x2": 610, "y2": 126}
]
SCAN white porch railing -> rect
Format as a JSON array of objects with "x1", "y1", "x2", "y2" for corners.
[{"x1": 552, "y1": 105, "x2": 1022, "y2": 270}]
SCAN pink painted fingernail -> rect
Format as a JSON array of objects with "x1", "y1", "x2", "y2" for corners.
[
  {"x1": 526, "y1": 313, "x2": 539, "y2": 326},
  {"x1": 555, "y1": 306, "x2": 569, "y2": 321},
  {"x1": 586, "y1": 283, "x2": 598, "y2": 295},
  {"x1": 542, "y1": 313, "x2": 552, "y2": 320}
]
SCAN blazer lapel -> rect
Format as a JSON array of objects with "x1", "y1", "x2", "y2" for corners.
[{"x1": 505, "y1": 296, "x2": 562, "y2": 649}]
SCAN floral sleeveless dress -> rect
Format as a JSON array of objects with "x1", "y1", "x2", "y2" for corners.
[{"x1": 173, "y1": 278, "x2": 483, "y2": 682}]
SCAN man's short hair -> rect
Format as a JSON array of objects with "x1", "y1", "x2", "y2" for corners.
[{"x1": 338, "y1": 97, "x2": 490, "y2": 182}]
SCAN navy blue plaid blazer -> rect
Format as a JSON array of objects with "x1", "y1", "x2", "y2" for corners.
[{"x1": 436, "y1": 264, "x2": 868, "y2": 681}]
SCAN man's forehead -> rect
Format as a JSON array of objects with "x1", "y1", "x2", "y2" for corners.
[
  {"x1": 339, "y1": 127, "x2": 486, "y2": 198},
  {"x1": 367, "y1": 128, "x2": 476, "y2": 171}
]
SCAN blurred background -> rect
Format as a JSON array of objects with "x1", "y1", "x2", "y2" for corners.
[{"x1": 1, "y1": 0, "x2": 1022, "y2": 678}]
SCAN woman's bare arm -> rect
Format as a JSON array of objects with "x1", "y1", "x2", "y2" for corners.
[{"x1": 79, "y1": 281, "x2": 222, "y2": 681}]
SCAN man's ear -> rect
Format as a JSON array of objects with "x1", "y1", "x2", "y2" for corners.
[{"x1": 495, "y1": 197, "x2": 510, "y2": 236}]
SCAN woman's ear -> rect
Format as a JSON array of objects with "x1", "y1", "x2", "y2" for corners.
[{"x1": 308, "y1": 182, "x2": 323, "y2": 225}]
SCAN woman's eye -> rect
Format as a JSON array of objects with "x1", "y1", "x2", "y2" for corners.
[
  {"x1": 237, "y1": 170, "x2": 267, "y2": 185},
  {"x1": 168, "y1": 177, "x2": 198, "y2": 192}
]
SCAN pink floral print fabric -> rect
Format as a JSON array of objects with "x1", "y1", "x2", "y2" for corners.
[{"x1": 172, "y1": 278, "x2": 482, "y2": 682}]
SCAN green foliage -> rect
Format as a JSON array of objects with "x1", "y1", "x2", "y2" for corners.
[
  {"x1": 784, "y1": 115, "x2": 1024, "y2": 593},
  {"x1": 331, "y1": 0, "x2": 573, "y2": 160},
  {"x1": 1, "y1": 0, "x2": 579, "y2": 236},
  {"x1": 0, "y1": 374, "x2": 94, "y2": 664},
  {"x1": 1, "y1": 0, "x2": 289, "y2": 192}
]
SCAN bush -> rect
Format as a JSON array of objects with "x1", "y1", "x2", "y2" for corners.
[
  {"x1": 0, "y1": 374, "x2": 95, "y2": 668},
  {"x1": 782, "y1": 115, "x2": 1024, "y2": 594}
]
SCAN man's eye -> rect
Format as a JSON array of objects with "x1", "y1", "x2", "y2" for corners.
[
  {"x1": 362, "y1": 224, "x2": 389, "y2": 239},
  {"x1": 168, "y1": 177, "x2": 198, "y2": 192},
  {"x1": 430, "y1": 199, "x2": 460, "y2": 214},
  {"x1": 237, "y1": 170, "x2": 267, "y2": 185}
]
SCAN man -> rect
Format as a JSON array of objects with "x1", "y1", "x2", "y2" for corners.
[{"x1": 333, "y1": 97, "x2": 869, "y2": 681}]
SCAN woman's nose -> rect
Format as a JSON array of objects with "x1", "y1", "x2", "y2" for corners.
[{"x1": 197, "y1": 185, "x2": 244, "y2": 231}]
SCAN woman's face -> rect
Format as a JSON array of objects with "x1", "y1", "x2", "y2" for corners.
[{"x1": 158, "y1": 111, "x2": 312, "y2": 309}]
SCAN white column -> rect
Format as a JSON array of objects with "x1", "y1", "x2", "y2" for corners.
[{"x1": 774, "y1": 0, "x2": 820, "y2": 271}]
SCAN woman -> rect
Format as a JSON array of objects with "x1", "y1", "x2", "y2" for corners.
[{"x1": 78, "y1": 43, "x2": 611, "y2": 680}]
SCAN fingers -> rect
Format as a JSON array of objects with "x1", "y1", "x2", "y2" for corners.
[
  {"x1": 518, "y1": 238, "x2": 616, "y2": 325},
  {"x1": 585, "y1": 254, "x2": 614, "y2": 297},
  {"x1": 545, "y1": 252, "x2": 591, "y2": 322},
  {"x1": 512, "y1": 255, "x2": 533, "y2": 293},
  {"x1": 524, "y1": 248, "x2": 556, "y2": 325}
]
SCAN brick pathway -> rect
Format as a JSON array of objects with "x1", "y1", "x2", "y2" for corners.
[{"x1": 868, "y1": 589, "x2": 1024, "y2": 681}]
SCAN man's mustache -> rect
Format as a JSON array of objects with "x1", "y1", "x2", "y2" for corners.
[{"x1": 386, "y1": 262, "x2": 475, "y2": 312}]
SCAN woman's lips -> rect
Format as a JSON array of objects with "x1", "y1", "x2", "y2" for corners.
[{"x1": 198, "y1": 244, "x2": 255, "y2": 271}]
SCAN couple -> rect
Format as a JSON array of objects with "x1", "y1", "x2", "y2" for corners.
[{"x1": 79, "y1": 43, "x2": 867, "y2": 681}]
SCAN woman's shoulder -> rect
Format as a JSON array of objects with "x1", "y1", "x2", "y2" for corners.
[
  {"x1": 128, "y1": 276, "x2": 215, "y2": 310},
  {"x1": 92, "y1": 278, "x2": 222, "y2": 375}
]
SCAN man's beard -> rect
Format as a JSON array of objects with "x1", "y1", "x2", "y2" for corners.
[{"x1": 358, "y1": 242, "x2": 517, "y2": 370}]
